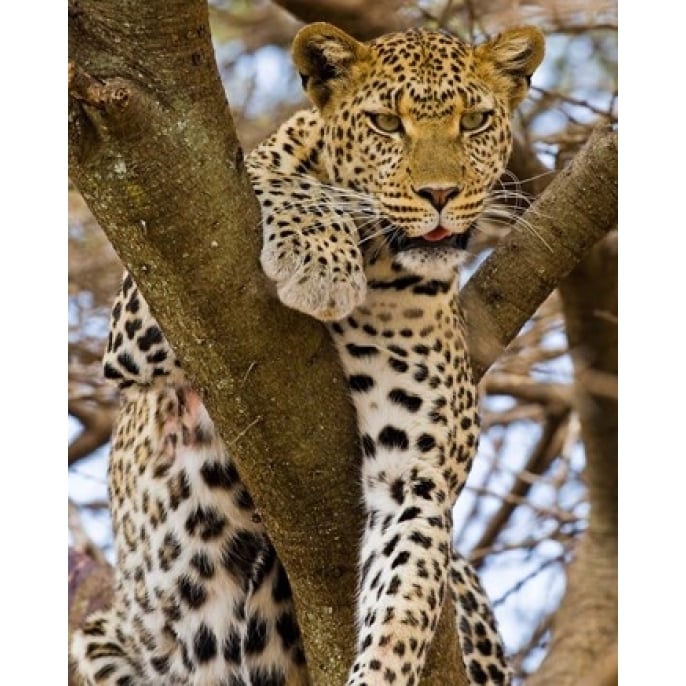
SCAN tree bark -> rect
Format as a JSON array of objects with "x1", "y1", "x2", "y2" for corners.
[
  {"x1": 462, "y1": 126, "x2": 618, "y2": 378},
  {"x1": 69, "y1": 1, "x2": 362, "y2": 681},
  {"x1": 68, "y1": 2, "x2": 617, "y2": 683},
  {"x1": 528, "y1": 231, "x2": 618, "y2": 686}
]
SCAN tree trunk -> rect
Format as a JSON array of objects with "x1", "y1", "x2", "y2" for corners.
[
  {"x1": 69, "y1": 1, "x2": 364, "y2": 680},
  {"x1": 528, "y1": 231, "x2": 618, "y2": 685}
]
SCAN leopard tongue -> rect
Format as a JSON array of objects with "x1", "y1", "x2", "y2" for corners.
[{"x1": 422, "y1": 227, "x2": 450, "y2": 242}]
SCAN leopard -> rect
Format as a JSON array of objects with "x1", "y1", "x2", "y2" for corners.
[{"x1": 70, "y1": 21, "x2": 544, "y2": 686}]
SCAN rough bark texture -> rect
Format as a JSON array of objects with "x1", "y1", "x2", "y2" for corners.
[
  {"x1": 528, "y1": 231, "x2": 618, "y2": 686},
  {"x1": 68, "y1": 2, "x2": 617, "y2": 683},
  {"x1": 69, "y1": 1, "x2": 363, "y2": 681},
  {"x1": 462, "y1": 126, "x2": 618, "y2": 379}
]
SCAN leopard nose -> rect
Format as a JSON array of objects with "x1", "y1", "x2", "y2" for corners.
[{"x1": 415, "y1": 185, "x2": 462, "y2": 211}]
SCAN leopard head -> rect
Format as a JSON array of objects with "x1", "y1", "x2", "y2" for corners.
[{"x1": 293, "y1": 22, "x2": 544, "y2": 277}]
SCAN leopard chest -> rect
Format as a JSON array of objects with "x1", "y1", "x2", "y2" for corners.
[{"x1": 328, "y1": 275, "x2": 479, "y2": 497}]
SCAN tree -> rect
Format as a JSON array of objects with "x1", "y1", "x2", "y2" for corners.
[{"x1": 68, "y1": 1, "x2": 617, "y2": 683}]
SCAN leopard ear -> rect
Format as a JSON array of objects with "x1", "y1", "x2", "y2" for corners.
[
  {"x1": 476, "y1": 26, "x2": 545, "y2": 109},
  {"x1": 292, "y1": 22, "x2": 369, "y2": 109}
]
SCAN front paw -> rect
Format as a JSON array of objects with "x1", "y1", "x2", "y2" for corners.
[
  {"x1": 277, "y1": 262, "x2": 367, "y2": 321},
  {"x1": 261, "y1": 238, "x2": 366, "y2": 321}
]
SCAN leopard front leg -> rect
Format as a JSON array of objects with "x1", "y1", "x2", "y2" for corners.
[
  {"x1": 258, "y1": 187, "x2": 367, "y2": 321},
  {"x1": 345, "y1": 466, "x2": 454, "y2": 686},
  {"x1": 247, "y1": 110, "x2": 368, "y2": 322}
]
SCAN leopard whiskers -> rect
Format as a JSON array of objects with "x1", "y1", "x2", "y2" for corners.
[
  {"x1": 358, "y1": 221, "x2": 395, "y2": 246},
  {"x1": 479, "y1": 169, "x2": 556, "y2": 252},
  {"x1": 498, "y1": 166, "x2": 557, "y2": 189},
  {"x1": 480, "y1": 199, "x2": 554, "y2": 252}
]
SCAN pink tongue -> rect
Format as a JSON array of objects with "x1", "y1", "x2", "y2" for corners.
[{"x1": 423, "y1": 227, "x2": 450, "y2": 242}]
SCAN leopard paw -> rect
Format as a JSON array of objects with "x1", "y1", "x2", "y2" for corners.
[
  {"x1": 276, "y1": 262, "x2": 367, "y2": 321},
  {"x1": 261, "y1": 230, "x2": 366, "y2": 321}
]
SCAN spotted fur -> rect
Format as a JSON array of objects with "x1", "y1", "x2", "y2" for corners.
[{"x1": 71, "y1": 22, "x2": 544, "y2": 686}]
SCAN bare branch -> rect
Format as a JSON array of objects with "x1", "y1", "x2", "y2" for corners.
[
  {"x1": 68, "y1": 500, "x2": 108, "y2": 566},
  {"x1": 68, "y1": 399, "x2": 116, "y2": 466},
  {"x1": 511, "y1": 611, "x2": 553, "y2": 678},
  {"x1": 270, "y1": 0, "x2": 417, "y2": 41},
  {"x1": 481, "y1": 373, "x2": 572, "y2": 409},
  {"x1": 469, "y1": 409, "x2": 571, "y2": 565}
]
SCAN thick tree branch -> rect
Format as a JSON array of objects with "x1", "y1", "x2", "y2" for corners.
[
  {"x1": 271, "y1": 0, "x2": 415, "y2": 41},
  {"x1": 462, "y1": 126, "x2": 618, "y2": 378},
  {"x1": 578, "y1": 642, "x2": 618, "y2": 686}
]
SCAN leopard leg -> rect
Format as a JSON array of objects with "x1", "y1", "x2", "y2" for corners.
[
  {"x1": 71, "y1": 273, "x2": 307, "y2": 685},
  {"x1": 450, "y1": 550, "x2": 512, "y2": 686},
  {"x1": 243, "y1": 549, "x2": 310, "y2": 685},
  {"x1": 102, "y1": 272, "x2": 184, "y2": 389},
  {"x1": 70, "y1": 610, "x2": 143, "y2": 685},
  {"x1": 247, "y1": 110, "x2": 367, "y2": 323},
  {"x1": 345, "y1": 467, "x2": 453, "y2": 686}
]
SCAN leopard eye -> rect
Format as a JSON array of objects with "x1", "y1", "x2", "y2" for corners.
[
  {"x1": 460, "y1": 110, "x2": 492, "y2": 132},
  {"x1": 368, "y1": 112, "x2": 403, "y2": 134}
]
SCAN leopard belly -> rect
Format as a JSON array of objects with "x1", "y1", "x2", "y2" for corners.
[{"x1": 327, "y1": 272, "x2": 498, "y2": 685}]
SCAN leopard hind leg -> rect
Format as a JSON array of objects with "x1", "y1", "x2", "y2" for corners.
[
  {"x1": 450, "y1": 550, "x2": 513, "y2": 686},
  {"x1": 70, "y1": 609, "x2": 142, "y2": 685},
  {"x1": 243, "y1": 546, "x2": 310, "y2": 686}
]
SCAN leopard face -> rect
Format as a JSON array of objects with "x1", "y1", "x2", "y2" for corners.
[{"x1": 293, "y1": 23, "x2": 544, "y2": 278}]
